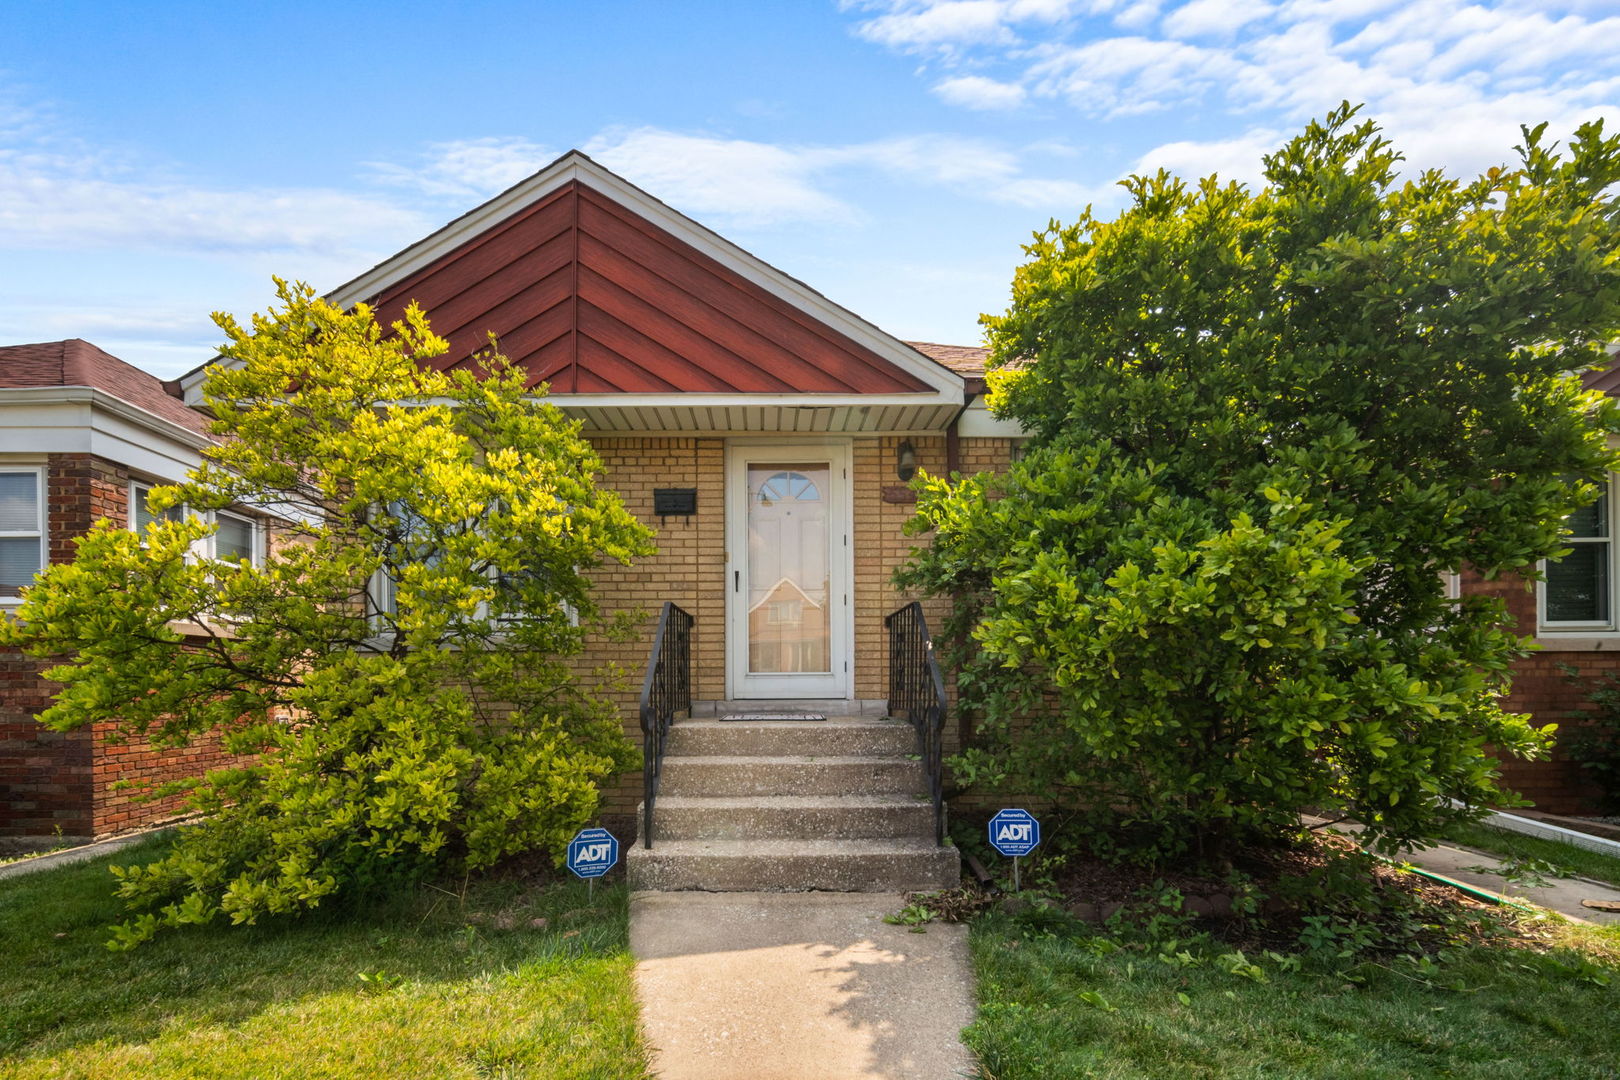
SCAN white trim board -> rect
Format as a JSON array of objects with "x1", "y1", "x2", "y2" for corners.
[
  {"x1": 1469, "y1": 807, "x2": 1620, "y2": 861},
  {"x1": 0, "y1": 388, "x2": 208, "y2": 484}
]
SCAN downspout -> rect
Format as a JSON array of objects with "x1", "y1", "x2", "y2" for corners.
[
  {"x1": 944, "y1": 376, "x2": 985, "y2": 477},
  {"x1": 945, "y1": 376, "x2": 986, "y2": 753}
]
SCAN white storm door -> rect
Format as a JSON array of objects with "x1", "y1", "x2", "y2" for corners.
[{"x1": 726, "y1": 442, "x2": 852, "y2": 699}]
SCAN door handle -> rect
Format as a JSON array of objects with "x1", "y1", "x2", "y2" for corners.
[{"x1": 734, "y1": 570, "x2": 740, "y2": 592}]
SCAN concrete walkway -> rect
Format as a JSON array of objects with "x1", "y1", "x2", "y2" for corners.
[
  {"x1": 630, "y1": 892, "x2": 979, "y2": 1080},
  {"x1": 0, "y1": 826, "x2": 169, "y2": 883},
  {"x1": 1306, "y1": 816, "x2": 1620, "y2": 925},
  {"x1": 1402, "y1": 838, "x2": 1620, "y2": 925}
]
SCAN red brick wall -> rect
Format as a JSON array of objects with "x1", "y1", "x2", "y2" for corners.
[
  {"x1": 90, "y1": 722, "x2": 235, "y2": 835},
  {"x1": 1, "y1": 453, "x2": 234, "y2": 839},
  {"x1": 1461, "y1": 567, "x2": 1608, "y2": 814},
  {"x1": 0, "y1": 650, "x2": 95, "y2": 837}
]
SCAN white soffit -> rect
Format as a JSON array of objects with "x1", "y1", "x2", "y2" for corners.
[{"x1": 558, "y1": 400, "x2": 963, "y2": 435}]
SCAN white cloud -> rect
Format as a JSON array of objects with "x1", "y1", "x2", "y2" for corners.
[
  {"x1": 1131, "y1": 128, "x2": 1282, "y2": 185},
  {"x1": 370, "y1": 128, "x2": 1103, "y2": 228},
  {"x1": 1161, "y1": 0, "x2": 1275, "y2": 37},
  {"x1": 1029, "y1": 36, "x2": 1247, "y2": 116},
  {"x1": 933, "y1": 74, "x2": 1028, "y2": 108},
  {"x1": 0, "y1": 144, "x2": 427, "y2": 258},
  {"x1": 845, "y1": 0, "x2": 1083, "y2": 55},
  {"x1": 584, "y1": 128, "x2": 858, "y2": 228},
  {"x1": 366, "y1": 136, "x2": 555, "y2": 199},
  {"x1": 851, "y1": 0, "x2": 1620, "y2": 192}
]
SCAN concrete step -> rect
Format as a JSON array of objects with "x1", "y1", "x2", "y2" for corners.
[
  {"x1": 626, "y1": 837, "x2": 961, "y2": 892},
  {"x1": 644, "y1": 794, "x2": 936, "y2": 841},
  {"x1": 657, "y1": 755, "x2": 924, "y2": 798},
  {"x1": 667, "y1": 718, "x2": 916, "y2": 758}
]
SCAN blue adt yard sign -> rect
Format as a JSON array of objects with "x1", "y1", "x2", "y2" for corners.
[
  {"x1": 566, "y1": 827, "x2": 619, "y2": 880},
  {"x1": 988, "y1": 809, "x2": 1041, "y2": 858}
]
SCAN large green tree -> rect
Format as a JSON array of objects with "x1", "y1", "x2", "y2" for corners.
[
  {"x1": 1, "y1": 281, "x2": 654, "y2": 946},
  {"x1": 901, "y1": 106, "x2": 1620, "y2": 863}
]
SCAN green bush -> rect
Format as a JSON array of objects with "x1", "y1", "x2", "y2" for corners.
[
  {"x1": 902, "y1": 105, "x2": 1620, "y2": 864},
  {"x1": 2, "y1": 282, "x2": 654, "y2": 946}
]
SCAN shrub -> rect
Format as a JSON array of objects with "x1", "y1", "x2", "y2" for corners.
[{"x1": 1, "y1": 281, "x2": 655, "y2": 946}]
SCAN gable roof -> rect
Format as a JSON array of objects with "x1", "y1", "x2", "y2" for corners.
[
  {"x1": 0, "y1": 338, "x2": 212, "y2": 437},
  {"x1": 322, "y1": 151, "x2": 965, "y2": 400}
]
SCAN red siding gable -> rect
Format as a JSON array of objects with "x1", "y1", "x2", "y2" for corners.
[{"x1": 361, "y1": 181, "x2": 934, "y2": 395}]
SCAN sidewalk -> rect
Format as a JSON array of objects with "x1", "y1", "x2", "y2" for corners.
[
  {"x1": 1304, "y1": 817, "x2": 1620, "y2": 925},
  {"x1": 630, "y1": 891, "x2": 979, "y2": 1080},
  {"x1": 1400, "y1": 838, "x2": 1620, "y2": 925}
]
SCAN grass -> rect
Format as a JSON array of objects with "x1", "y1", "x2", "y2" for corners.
[
  {"x1": 1437, "y1": 820, "x2": 1620, "y2": 888},
  {"x1": 965, "y1": 907, "x2": 1620, "y2": 1079},
  {"x1": 0, "y1": 835, "x2": 650, "y2": 1079}
]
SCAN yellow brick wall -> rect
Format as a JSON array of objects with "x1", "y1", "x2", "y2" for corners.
[{"x1": 581, "y1": 432, "x2": 1020, "y2": 812}]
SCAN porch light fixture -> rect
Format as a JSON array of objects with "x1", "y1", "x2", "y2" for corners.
[{"x1": 896, "y1": 441, "x2": 917, "y2": 483}]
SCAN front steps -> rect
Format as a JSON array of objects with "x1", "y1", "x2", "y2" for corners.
[{"x1": 628, "y1": 709, "x2": 959, "y2": 893}]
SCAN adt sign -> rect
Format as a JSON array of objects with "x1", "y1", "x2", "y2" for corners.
[
  {"x1": 988, "y1": 809, "x2": 1041, "y2": 858},
  {"x1": 566, "y1": 827, "x2": 619, "y2": 880}
]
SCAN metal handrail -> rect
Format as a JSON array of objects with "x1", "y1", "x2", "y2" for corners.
[
  {"x1": 640, "y1": 601, "x2": 693, "y2": 850},
  {"x1": 885, "y1": 601, "x2": 947, "y2": 846}
]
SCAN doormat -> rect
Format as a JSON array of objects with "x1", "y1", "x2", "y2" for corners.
[{"x1": 719, "y1": 713, "x2": 827, "y2": 722}]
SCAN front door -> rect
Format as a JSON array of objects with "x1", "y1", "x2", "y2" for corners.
[{"x1": 725, "y1": 442, "x2": 852, "y2": 699}]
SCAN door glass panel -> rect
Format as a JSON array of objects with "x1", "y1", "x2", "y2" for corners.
[{"x1": 747, "y1": 463, "x2": 830, "y2": 674}]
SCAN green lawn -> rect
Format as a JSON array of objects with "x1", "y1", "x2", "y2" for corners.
[
  {"x1": 1437, "y1": 820, "x2": 1620, "y2": 888},
  {"x1": 965, "y1": 909, "x2": 1620, "y2": 1079},
  {"x1": 0, "y1": 836, "x2": 650, "y2": 1080}
]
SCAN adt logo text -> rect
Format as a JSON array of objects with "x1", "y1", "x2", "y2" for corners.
[
  {"x1": 988, "y1": 809, "x2": 1041, "y2": 858},
  {"x1": 566, "y1": 827, "x2": 620, "y2": 879}
]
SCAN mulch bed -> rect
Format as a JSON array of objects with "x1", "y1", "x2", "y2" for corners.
[{"x1": 914, "y1": 824, "x2": 1554, "y2": 956}]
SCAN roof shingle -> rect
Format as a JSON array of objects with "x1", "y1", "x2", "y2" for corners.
[
  {"x1": 905, "y1": 340, "x2": 988, "y2": 377},
  {"x1": 0, "y1": 339, "x2": 212, "y2": 437}
]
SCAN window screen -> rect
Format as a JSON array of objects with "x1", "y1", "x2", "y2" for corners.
[
  {"x1": 0, "y1": 471, "x2": 43, "y2": 594},
  {"x1": 1546, "y1": 489, "x2": 1611, "y2": 625}
]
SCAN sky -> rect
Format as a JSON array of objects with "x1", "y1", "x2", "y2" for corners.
[{"x1": 2, "y1": 0, "x2": 1618, "y2": 378}]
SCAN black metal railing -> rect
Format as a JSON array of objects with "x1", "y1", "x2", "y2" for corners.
[
  {"x1": 886, "y1": 601, "x2": 947, "y2": 846},
  {"x1": 640, "y1": 601, "x2": 693, "y2": 850}
]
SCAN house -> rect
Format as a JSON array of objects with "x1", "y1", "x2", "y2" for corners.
[
  {"x1": 1460, "y1": 356, "x2": 1620, "y2": 816},
  {"x1": 1, "y1": 149, "x2": 1612, "y2": 857},
  {"x1": 0, "y1": 340, "x2": 257, "y2": 844}
]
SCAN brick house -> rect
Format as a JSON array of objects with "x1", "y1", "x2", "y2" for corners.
[
  {"x1": 0, "y1": 340, "x2": 259, "y2": 843},
  {"x1": 0, "y1": 151, "x2": 1611, "y2": 855}
]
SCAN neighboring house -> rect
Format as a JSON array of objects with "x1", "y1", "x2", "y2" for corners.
[
  {"x1": 0, "y1": 340, "x2": 254, "y2": 842},
  {"x1": 2, "y1": 151, "x2": 1613, "y2": 841},
  {"x1": 1462, "y1": 357, "x2": 1620, "y2": 815}
]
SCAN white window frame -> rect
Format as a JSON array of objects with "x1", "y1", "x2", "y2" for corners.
[
  {"x1": 129, "y1": 480, "x2": 262, "y2": 566},
  {"x1": 211, "y1": 509, "x2": 262, "y2": 567},
  {"x1": 0, "y1": 466, "x2": 48, "y2": 605},
  {"x1": 1538, "y1": 473, "x2": 1619, "y2": 635}
]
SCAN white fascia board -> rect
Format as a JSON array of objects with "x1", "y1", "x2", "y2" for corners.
[
  {"x1": 325, "y1": 152, "x2": 967, "y2": 402},
  {"x1": 957, "y1": 405, "x2": 1028, "y2": 438},
  {"x1": 0, "y1": 388, "x2": 209, "y2": 482}
]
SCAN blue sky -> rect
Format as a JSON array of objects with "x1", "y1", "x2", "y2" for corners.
[{"x1": 3, "y1": 0, "x2": 1617, "y2": 377}]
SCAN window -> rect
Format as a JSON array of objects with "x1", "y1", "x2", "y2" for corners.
[
  {"x1": 130, "y1": 481, "x2": 183, "y2": 533},
  {"x1": 213, "y1": 511, "x2": 259, "y2": 565},
  {"x1": 0, "y1": 468, "x2": 46, "y2": 600},
  {"x1": 129, "y1": 481, "x2": 261, "y2": 565},
  {"x1": 1541, "y1": 477, "x2": 1616, "y2": 631}
]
